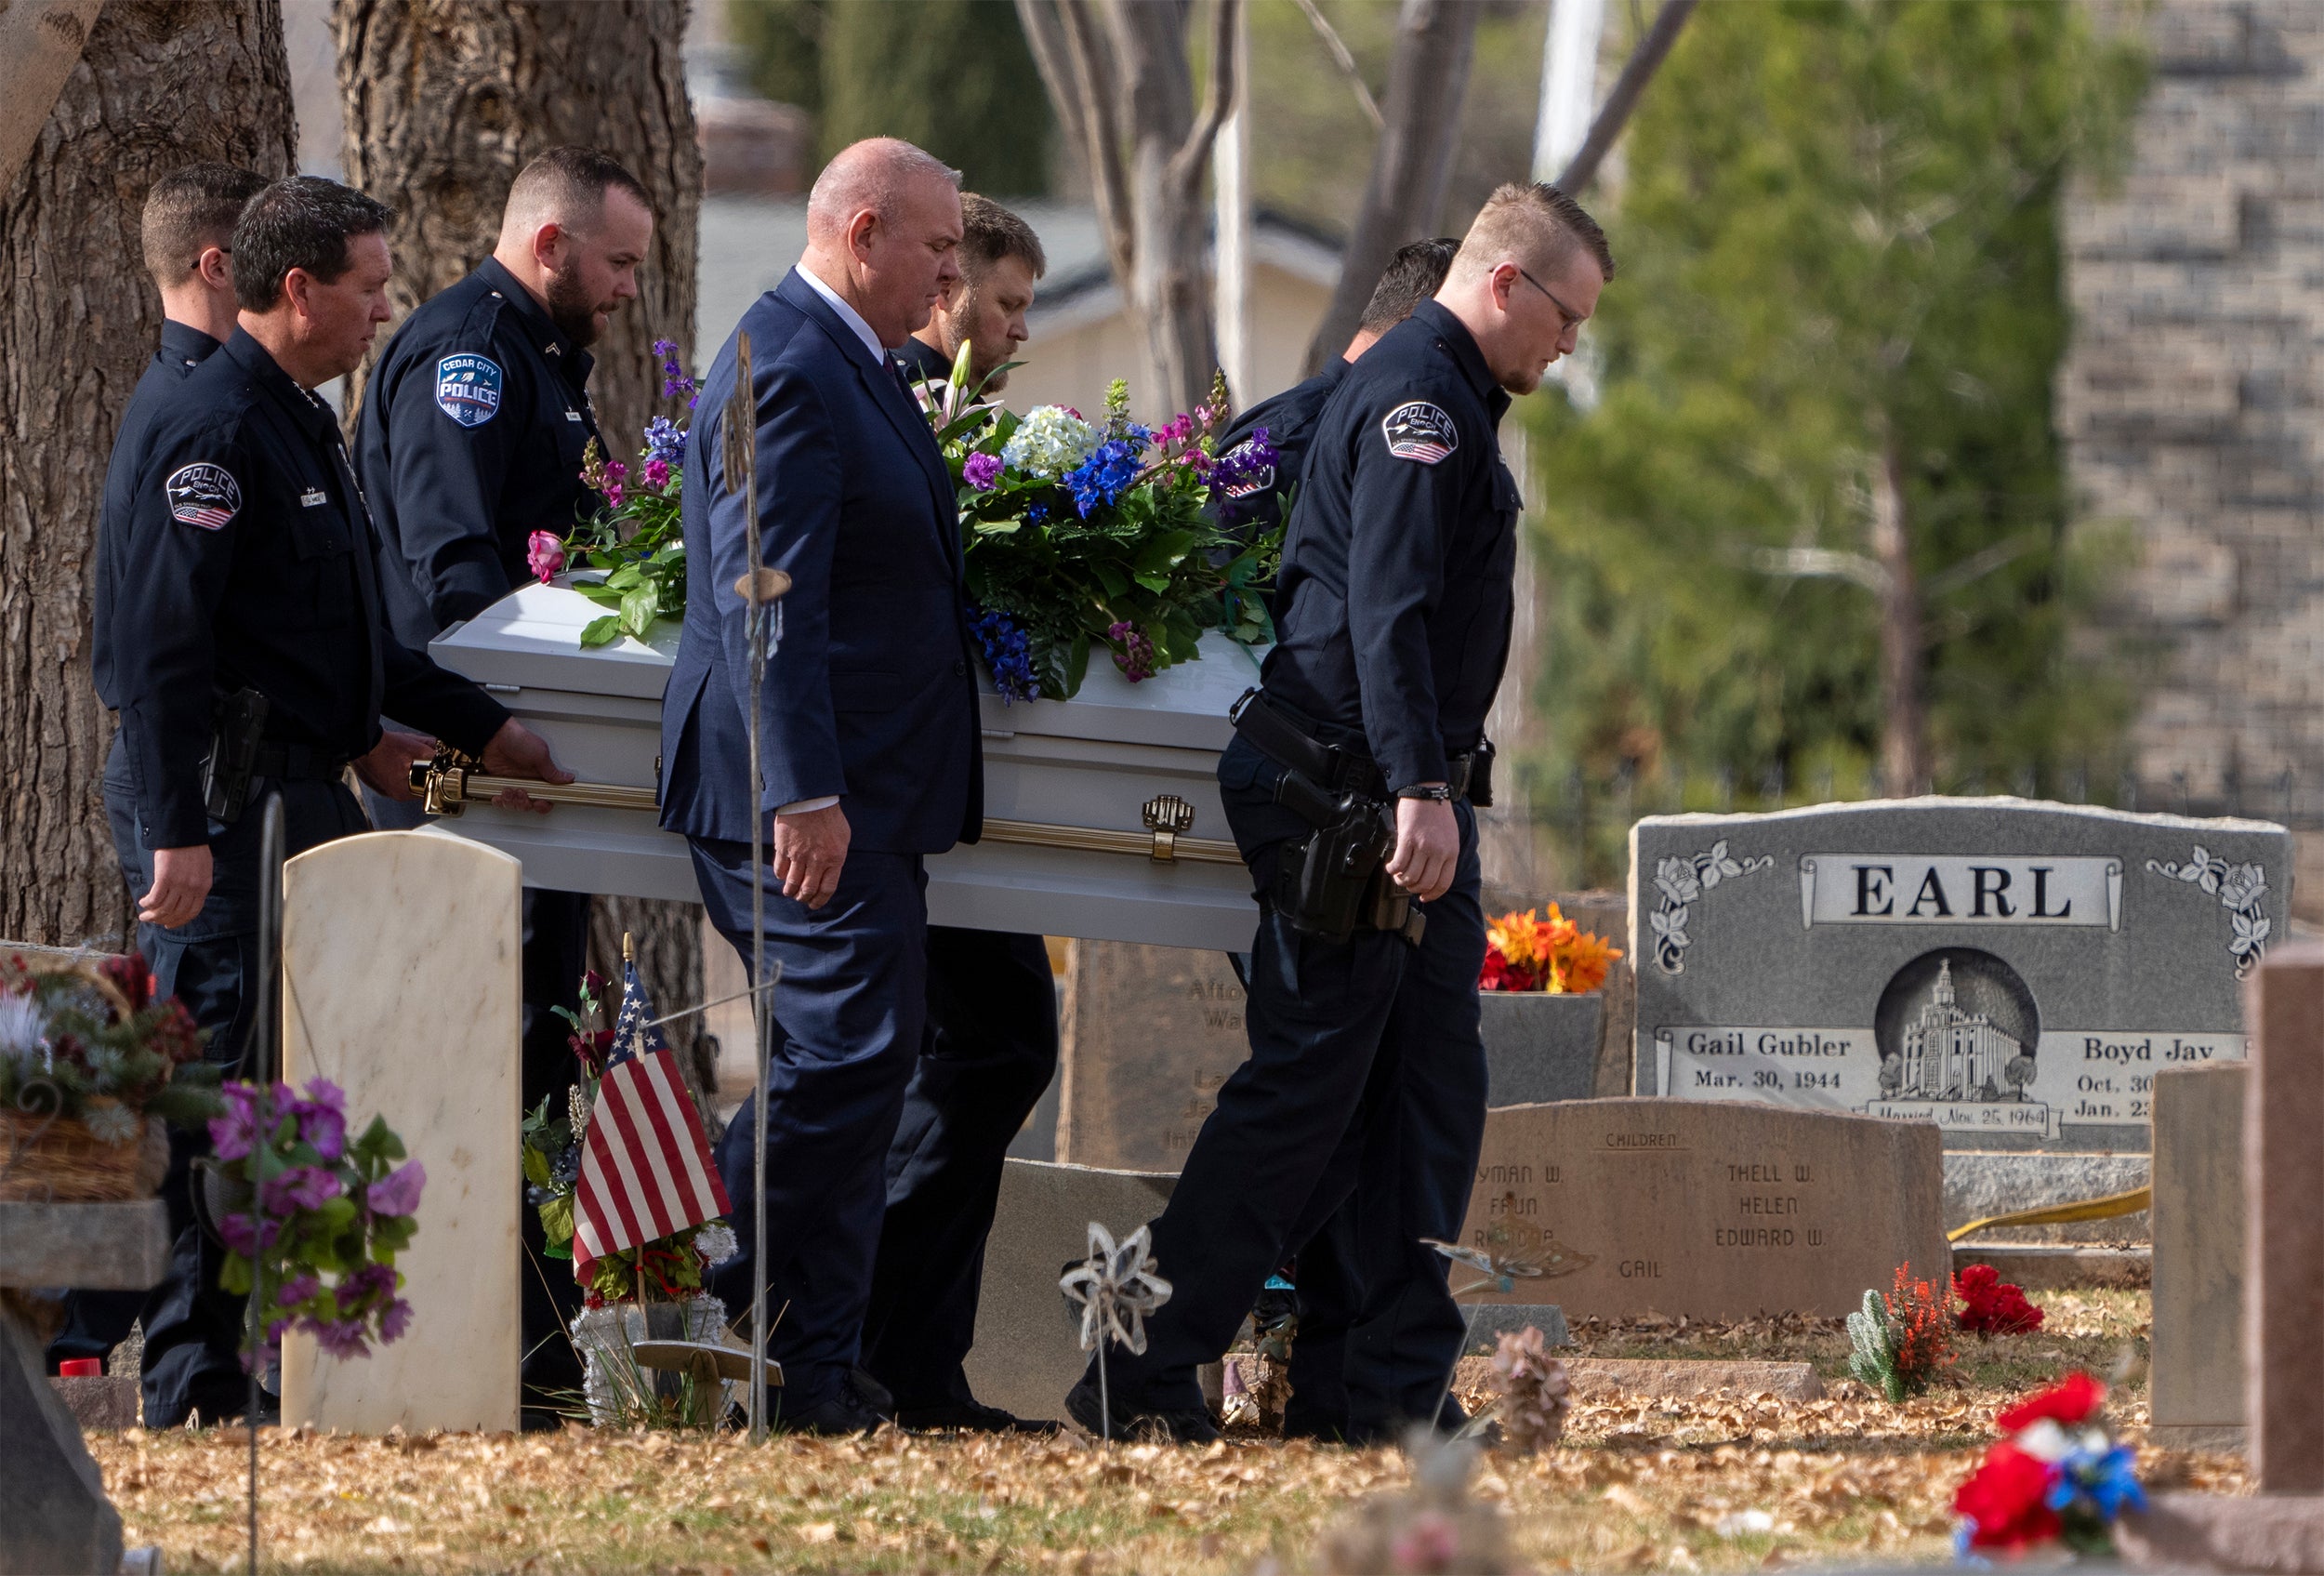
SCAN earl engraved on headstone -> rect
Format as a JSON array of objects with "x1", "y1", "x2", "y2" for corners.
[{"x1": 1631, "y1": 800, "x2": 2291, "y2": 1157}]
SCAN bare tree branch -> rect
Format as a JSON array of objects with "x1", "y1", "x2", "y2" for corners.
[
  {"x1": 1739, "y1": 545, "x2": 1891, "y2": 597},
  {"x1": 1023, "y1": 0, "x2": 1137, "y2": 286},
  {"x1": 1169, "y1": 0, "x2": 1241, "y2": 208},
  {"x1": 1553, "y1": 0, "x2": 1698, "y2": 194},
  {"x1": 1920, "y1": 531, "x2": 2041, "y2": 599},
  {"x1": 1291, "y1": 0, "x2": 1382, "y2": 131}
]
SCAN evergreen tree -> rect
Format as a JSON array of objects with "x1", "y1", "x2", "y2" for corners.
[
  {"x1": 730, "y1": 0, "x2": 1052, "y2": 195},
  {"x1": 1528, "y1": 0, "x2": 2144, "y2": 867}
]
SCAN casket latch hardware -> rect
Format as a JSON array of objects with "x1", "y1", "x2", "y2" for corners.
[{"x1": 1142, "y1": 794, "x2": 1196, "y2": 862}]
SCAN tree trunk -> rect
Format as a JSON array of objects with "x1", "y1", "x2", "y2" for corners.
[
  {"x1": 1871, "y1": 433, "x2": 1928, "y2": 795},
  {"x1": 0, "y1": 2, "x2": 296, "y2": 951},
  {"x1": 1019, "y1": 0, "x2": 1236, "y2": 417},
  {"x1": 1302, "y1": 0, "x2": 1479, "y2": 375},
  {"x1": 336, "y1": 0, "x2": 718, "y2": 1111}
]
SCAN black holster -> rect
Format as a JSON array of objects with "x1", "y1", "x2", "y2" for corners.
[
  {"x1": 1262, "y1": 765, "x2": 1426, "y2": 947},
  {"x1": 200, "y1": 687, "x2": 270, "y2": 823}
]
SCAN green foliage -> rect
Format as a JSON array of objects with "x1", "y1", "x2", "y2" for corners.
[
  {"x1": 0, "y1": 956, "x2": 219, "y2": 1135},
  {"x1": 727, "y1": 0, "x2": 1051, "y2": 195},
  {"x1": 1846, "y1": 1287, "x2": 1905, "y2": 1401},
  {"x1": 1528, "y1": 1, "x2": 2146, "y2": 820}
]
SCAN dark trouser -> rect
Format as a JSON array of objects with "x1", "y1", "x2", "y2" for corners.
[
  {"x1": 1084, "y1": 736, "x2": 1487, "y2": 1425},
  {"x1": 364, "y1": 788, "x2": 590, "y2": 1417},
  {"x1": 692, "y1": 838, "x2": 929, "y2": 1411},
  {"x1": 862, "y1": 926, "x2": 1059, "y2": 1411},
  {"x1": 47, "y1": 739, "x2": 367, "y2": 1426}
]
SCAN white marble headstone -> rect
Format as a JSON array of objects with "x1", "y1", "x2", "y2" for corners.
[{"x1": 278, "y1": 829, "x2": 523, "y2": 1434}]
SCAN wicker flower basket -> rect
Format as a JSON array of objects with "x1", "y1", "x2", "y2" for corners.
[
  {"x1": 0, "y1": 1111, "x2": 169, "y2": 1201},
  {"x1": 0, "y1": 953, "x2": 169, "y2": 1202}
]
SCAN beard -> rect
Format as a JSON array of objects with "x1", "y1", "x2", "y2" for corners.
[{"x1": 544, "y1": 268, "x2": 607, "y2": 347}]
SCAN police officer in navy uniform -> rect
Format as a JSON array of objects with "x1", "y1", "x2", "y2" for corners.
[
  {"x1": 50, "y1": 163, "x2": 272, "y2": 1394},
  {"x1": 355, "y1": 146, "x2": 654, "y2": 1424},
  {"x1": 94, "y1": 175, "x2": 571, "y2": 1428},
  {"x1": 1208, "y1": 236, "x2": 1466, "y2": 1443},
  {"x1": 1065, "y1": 183, "x2": 1613, "y2": 1442},
  {"x1": 1211, "y1": 237, "x2": 1459, "y2": 555},
  {"x1": 866, "y1": 195, "x2": 1060, "y2": 1432}
]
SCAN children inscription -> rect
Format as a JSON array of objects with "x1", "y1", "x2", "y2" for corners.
[
  {"x1": 1458, "y1": 1099, "x2": 1947, "y2": 1320},
  {"x1": 1631, "y1": 801, "x2": 2290, "y2": 1152}
]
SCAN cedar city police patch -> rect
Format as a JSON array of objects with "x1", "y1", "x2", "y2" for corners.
[
  {"x1": 165, "y1": 463, "x2": 242, "y2": 530},
  {"x1": 434, "y1": 352, "x2": 503, "y2": 427},
  {"x1": 1380, "y1": 401, "x2": 1458, "y2": 464}
]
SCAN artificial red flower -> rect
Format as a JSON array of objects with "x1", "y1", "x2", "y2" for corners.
[
  {"x1": 1997, "y1": 1371, "x2": 2106, "y2": 1434},
  {"x1": 97, "y1": 952, "x2": 153, "y2": 1013},
  {"x1": 1957, "y1": 1264, "x2": 2045, "y2": 1336},
  {"x1": 1956, "y1": 1441, "x2": 2064, "y2": 1550}
]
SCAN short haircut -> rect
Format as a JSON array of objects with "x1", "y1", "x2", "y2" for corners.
[
  {"x1": 140, "y1": 164, "x2": 269, "y2": 287},
  {"x1": 806, "y1": 137, "x2": 961, "y2": 239},
  {"x1": 1359, "y1": 236, "x2": 1459, "y2": 333},
  {"x1": 958, "y1": 192, "x2": 1046, "y2": 282},
  {"x1": 1454, "y1": 182, "x2": 1616, "y2": 285},
  {"x1": 503, "y1": 145, "x2": 652, "y2": 237},
  {"x1": 231, "y1": 177, "x2": 395, "y2": 311}
]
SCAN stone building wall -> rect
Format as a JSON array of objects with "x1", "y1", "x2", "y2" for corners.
[{"x1": 2059, "y1": 2, "x2": 2324, "y2": 912}]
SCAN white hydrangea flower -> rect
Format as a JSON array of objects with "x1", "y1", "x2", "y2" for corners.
[
  {"x1": 693, "y1": 1221, "x2": 739, "y2": 1267},
  {"x1": 1000, "y1": 405, "x2": 1097, "y2": 480}
]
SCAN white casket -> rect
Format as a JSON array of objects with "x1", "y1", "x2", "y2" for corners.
[{"x1": 421, "y1": 580, "x2": 1262, "y2": 950}]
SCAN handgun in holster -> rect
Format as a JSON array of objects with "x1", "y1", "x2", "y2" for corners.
[
  {"x1": 200, "y1": 687, "x2": 271, "y2": 823},
  {"x1": 1263, "y1": 760, "x2": 1428, "y2": 947}
]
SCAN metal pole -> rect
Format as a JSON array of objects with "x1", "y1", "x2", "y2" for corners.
[{"x1": 247, "y1": 791, "x2": 284, "y2": 1575}]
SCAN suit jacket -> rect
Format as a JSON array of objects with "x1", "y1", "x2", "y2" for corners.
[{"x1": 659, "y1": 268, "x2": 983, "y2": 854}]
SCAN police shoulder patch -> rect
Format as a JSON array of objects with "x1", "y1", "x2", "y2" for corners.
[
  {"x1": 165, "y1": 462, "x2": 242, "y2": 530},
  {"x1": 1380, "y1": 400, "x2": 1459, "y2": 465},
  {"x1": 435, "y1": 351, "x2": 504, "y2": 427}
]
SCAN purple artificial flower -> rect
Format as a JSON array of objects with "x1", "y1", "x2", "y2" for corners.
[
  {"x1": 305, "y1": 1316, "x2": 371, "y2": 1361},
  {"x1": 366, "y1": 1159, "x2": 427, "y2": 1219},
  {"x1": 963, "y1": 451, "x2": 1003, "y2": 492},
  {"x1": 337, "y1": 1261, "x2": 396, "y2": 1315},
  {"x1": 379, "y1": 1296, "x2": 415, "y2": 1344},
  {"x1": 275, "y1": 1271, "x2": 321, "y2": 1310},
  {"x1": 208, "y1": 1081, "x2": 263, "y2": 1161},
  {"x1": 294, "y1": 1080, "x2": 347, "y2": 1161},
  {"x1": 217, "y1": 1211, "x2": 276, "y2": 1259},
  {"x1": 261, "y1": 1164, "x2": 343, "y2": 1215}
]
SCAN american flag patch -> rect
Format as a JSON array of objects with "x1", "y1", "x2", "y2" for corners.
[
  {"x1": 1381, "y1": 401, "x2": 1459, "y2": 465},
  {"x1": 165, "y1": 462, "x2": 242, "y2": 530}
]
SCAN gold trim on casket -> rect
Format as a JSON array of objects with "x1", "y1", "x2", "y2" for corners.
[{"x1": 420, "y1": 581, "x2": 1262, "y2": 949}]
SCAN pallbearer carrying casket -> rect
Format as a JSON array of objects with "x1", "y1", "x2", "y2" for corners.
[
  {"x1": 93, "y1": 177, "x2": 571, "y2": 1425},
  {"x1": 355, "y1": 147, "x2": 656, "y2": 1426},
  {"x1": 1064, "y1": 184, "x2": 1615, "y2": 1443},
  {"x1": 660, "y1": 139, "x2": 984, "y2": 1436}
]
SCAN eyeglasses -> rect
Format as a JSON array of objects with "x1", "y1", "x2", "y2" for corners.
[{"x1": 1515, "y1": 265, "x2": 1584, "y2": 336}]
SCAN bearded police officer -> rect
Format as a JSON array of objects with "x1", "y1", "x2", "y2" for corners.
[
  {"x1": 50, "y1": 162, "x2": 271, "y2": 1400},
  {"x1": 355, "y1": 145, "x2": 653, "y2": 1424},
  {"x1": 864, "y1": 194, "x2": 1059, "y2": 1433},
  {"x1": 1066, "y1": 182, "x2": 1613, "y2": 1442},
  {"x1": 94, "y1": 175, "x2": 571, "y2": 1426}
]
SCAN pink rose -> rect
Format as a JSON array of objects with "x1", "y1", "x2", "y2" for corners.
[{"x1": 526, "y1": 531, "x2": 564, "y2": 583}]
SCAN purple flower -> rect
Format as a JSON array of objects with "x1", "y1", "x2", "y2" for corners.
[
  {"x1": 337, "y1": 1262, "x2": 396, "y2": 1314},
  {"x1": 641, "y1": 457, "x2": 671, "y2": 490},
  {"x1": 305, "y1": 1316, "x2": 371, "y2": 1361},
  {"x1": 379, "y1": 1297, "x2": 415, "y2": 1344},
  {"x1": 963, "y1": 452, "x2": 1003, "y2": 492},
  {"x1": 217, "y1": 1211, "x2": 278, "y2": 1259},
  {"x1": 208, "y1": 1081, "x2": 264, "y2": 1161},
  {"x1": 261, "y1": 1165, "x2": 343, "y2": 1215},
  {"x1": 366, "y1": 1159, "x2": 426, "y2": 1218},
  {"x1": 643, "y1": 416, "x2": 686, "y2": 467},
  {"x1": 654, "y1": 338, "x2": 699, "y2": 406},
  {"x1": 275, "y1": 1271, "x2": 320, "y2": 1309},
  {"x1": 295, "y1": 1081, "x2": 347, "y2": 1161},
  {"x1": 1108, "y1": 620, "x2": 1156, "y2": 683}
]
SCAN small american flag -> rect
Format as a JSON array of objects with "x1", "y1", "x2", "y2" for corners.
[{"x1": 571, "y1": 960, "x2": 732, "y2": 1282}]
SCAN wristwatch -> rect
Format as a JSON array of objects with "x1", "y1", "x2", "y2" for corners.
[{"x1": 1396, "y1": 783, "x2": 1455, "y2": 801}]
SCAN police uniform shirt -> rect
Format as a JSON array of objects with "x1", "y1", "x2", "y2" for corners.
[
  {"x1": 356, "y1": 256, "x2": 603, "y2": 649},
  {"x1": 106, "y1": 328, "x2": 511, "y2": 848},
  {"x1": 94, "y1": 321, "x2": 226, "y2": 710},
  {"x1": 1209, "y1": 358, "x2": 1348, "y2": 543},
  {"x1": 1261, "y1": 299, "x2": 1521, "y2": 792},
  {"x1": 893, "y1": 334, "x2": 953, "y2": 388}
]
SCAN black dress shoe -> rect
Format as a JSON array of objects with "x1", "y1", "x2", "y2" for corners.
[
  {"x1": 1064, "y1": 1374, "x2": 1219, "y2": 1444},
  {"x1": 775, "y1": 1372, "x2": 891, "y2": 1437},
  {"x1": 896, "y1": 1397, "x2": 1062, "y2": 1435},
  {"x1": 849, "y1": 1367, "x2": 895, "y2": 1417}
]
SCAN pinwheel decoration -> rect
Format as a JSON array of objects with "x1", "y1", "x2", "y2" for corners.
[{"x1": 1059, "y1": 1220, "x2": 1172, "y2": 1441}]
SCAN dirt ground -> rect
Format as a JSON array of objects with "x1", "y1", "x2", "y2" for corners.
[{"x1": 88, "y1": 1288, "x2": 2244, "y2": 1573}]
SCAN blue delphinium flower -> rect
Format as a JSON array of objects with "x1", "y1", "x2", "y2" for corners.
[
  {"x1": 653, "y1": 338, "x2": 699, "y2": 408},
  {"x1": 643, "y1": 417, "x2": 685, "y2": 467},
  {"x1": 1064, "y1": 437, "x2": 1143, "y2": 517},
  {"x1": 970, "y1": 605, "x2": 1039, "y2": 706}
]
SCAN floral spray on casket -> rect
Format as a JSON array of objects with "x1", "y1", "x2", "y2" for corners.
[
  {"x1": 523, "y1": 937, "x2": 739, "y2": 1426},
  {"x1": 923, "y1": 350, "x2": 1282, "y2": 702}
]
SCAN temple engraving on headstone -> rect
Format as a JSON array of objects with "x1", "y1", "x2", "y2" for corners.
[{"x1": 1631, "y1": 801, "x2": 2290, "y2": 1153}]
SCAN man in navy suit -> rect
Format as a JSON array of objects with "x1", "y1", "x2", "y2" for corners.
[{"x1": 660, "y1": 138, "x2": 982, "y2": 1435}]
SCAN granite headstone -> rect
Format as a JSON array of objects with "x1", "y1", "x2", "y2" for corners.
[
  {"x1": 1055, "y1": 941, "x2": 1249, "y2": 1170},
  {"x1": 1456, "y1": 1098, "x2": 1948, "y2": 1321},
  {"x1": 1630, "y1": 801, "x2": 2290, "y2": 1224}
]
